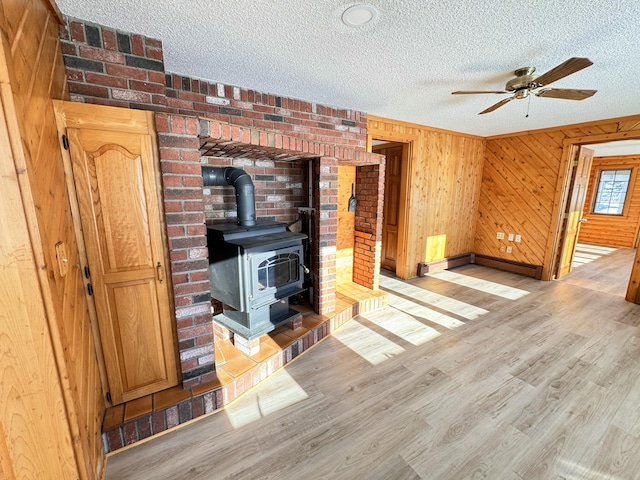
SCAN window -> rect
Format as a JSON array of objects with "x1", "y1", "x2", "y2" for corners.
[
  {"x1": 592, "y1": 169, "x2": 632, "y2": 215},
  {"x1": 256, "y1": 253, "x2": 299, "y2": 291}
]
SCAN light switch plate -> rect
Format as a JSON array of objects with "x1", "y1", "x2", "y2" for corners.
[
  {"x1": 508, "y1": 233, "x2": 514, "y2": 241},
  {"x1": 496, "y1": 232, "x2": 505, "y2": 240}
]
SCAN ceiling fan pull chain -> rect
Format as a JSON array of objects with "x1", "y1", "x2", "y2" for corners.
[{"x1": 525, "y1": 94, "x2": 531, "y2": 118}]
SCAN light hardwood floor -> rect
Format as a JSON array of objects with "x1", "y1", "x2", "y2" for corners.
[
  {"x1": 558, "y1": 243, "x2": 636, "y2": 297},
  {"x1": 107, "y1": 264, "x2": 640, "y2": 480}
]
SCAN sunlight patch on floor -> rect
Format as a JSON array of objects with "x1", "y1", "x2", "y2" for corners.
[
  {"x1": 362, "y1": 307, "x2": 442, "y2": 346},
  {"x1": 386, "y1": 292, "x2": 465, "y2": 330},
  {"x1": 380, "y1": 275, "x2": 488, "y2": 320},
  {"x1": 224, "y1": 369, "x2": 308, "y2": 428},
  {"x1": 428, "y1": 270, "x2": 529, "y2": 300},
  {"x1": 557, "y1": 458, "x2": 618, "y2": 480},
  {"x1": 575, "y1": 243, "x2": 617, "y2": 255},
  {"x1": 572, "y1": 244, "x2": 618, "y2": 268},
  {"x1": 573, "y1": 251, "x2": 602, "y2": 261},
  {"x1": 333, "y1": 319, "x2": 405, "y2": 365},
  {"x1": 572, "y1": 253, "x2": 597, "y2": 266}
]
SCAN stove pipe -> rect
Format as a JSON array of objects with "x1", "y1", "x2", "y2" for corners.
[{"x1": 202, "y1": 166, "x2": 257, "y2": 226}]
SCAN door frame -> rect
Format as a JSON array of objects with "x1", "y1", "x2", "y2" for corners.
[
  {"x1": 554, "y1": 146, "x2": 594, "y2": 279},
  {"x1": 368, "y1": 132, "x2": 416, "y2": 279},
  {"x1": 546, "y1": 130, "x2": 640, "y2": 303},
  {"x1": 373, "y1": 141, "x2": 406, "y2": 272},
  {"x1": 54, "y1": 102, "x2": 110, "y2": 402}
]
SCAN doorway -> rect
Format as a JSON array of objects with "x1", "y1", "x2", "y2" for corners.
[
  {"x1": 372, "y1": 141, "x2": 410, "y2": 274},
  {"x1": 552, "y1": 137, "x2": 640, "y2": 302},
  {"x1": 557, "y1": 243, "x2": 635, "y2": 297}
]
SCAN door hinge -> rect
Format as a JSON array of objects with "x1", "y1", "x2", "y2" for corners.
[
  {"x1": 106, "y1": 391, "x2": 112, "y2": 403},
  {"x1": 84, "y1": 265, "x2": 91, "y2": 279},
  {"x1": 62, "y1": 134, "x2": 69, "y2": 150},
  {"x1": 87, "y1": 283, "x2": 94, "y2": 296}
]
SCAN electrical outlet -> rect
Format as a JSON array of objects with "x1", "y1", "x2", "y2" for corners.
[
  {"x1": 506, "y1": 246, "x2": 513, "y2": 254},
  {"x1": 496, "y1": 232, "x2": 505, "y2": 240},
  {"x1": 515, "y1": 234, "x2": 521, "y2": 243},
  {"x1": 508, "y1": 233, "x2": 514, "y2": 241}
]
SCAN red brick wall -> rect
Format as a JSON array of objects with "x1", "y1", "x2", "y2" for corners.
[
  {"x1": 354, "y1": 163, "x2": 385, "y2": 289},
  {"x1": 312, "y1": 157, "x2": 339, "y2": 314},
  {"x1": 58, "y1": 16, "x2": 382, "y2": 386},
  {"x1": 166, "y1": 74, "x2": 366, "y2": 149},
  {"x1": 59, "y1": 18, "x2": 167, "y2": 110},
  {"x1": 154, "y1": 114, "x2": 216, "y2": 389},
  {"x1": 59, "y1": 17, "x2": 367, "y2": 151},
  {"x1": 203, "y1": 157, "x2": 307, "y2": 224}
]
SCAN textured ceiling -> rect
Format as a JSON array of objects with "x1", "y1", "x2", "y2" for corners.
[{"x1": 56, "y1": 0, "x2": 640, "y2": 140}]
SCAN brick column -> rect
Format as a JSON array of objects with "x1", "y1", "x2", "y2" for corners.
[
  {"x1": 353, "y1": 163, "x2": 385, "y2": 290},
  {"x1": 312, "y1": 157, "x2": 338, "y2": 315},
  {"x1": 155, "y1": 113, "x2": 215, "y2": 389}
]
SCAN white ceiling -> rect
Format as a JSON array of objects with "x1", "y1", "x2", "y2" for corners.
[
  {"x1": 587, "y1": 140, "x2": 640, "y2": 157},
  {"x1": 56, "y1": 0, "x2": 640, "y2": 138}
]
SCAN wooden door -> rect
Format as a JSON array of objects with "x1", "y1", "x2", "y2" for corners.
[
  {"x1": 557, "y1": 146, "x2": 594, "y2": 278},
  {"x1": 375, "y1": 144, "x2": 404, "y2": 271},
  {"x1": 55, "y1": 102, "x2": 178, "y2": 405}
]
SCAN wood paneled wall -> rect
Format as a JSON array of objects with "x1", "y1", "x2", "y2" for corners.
[
  {"x1": 579, "y1": 155, "x2": 640, "y2": 248},
  {"x1": 337, "y1": 166, "x2": 356, "y2": 284},
  {"x1": 475, "y1": 116, "x2": 640, "y2": 282},
  {"x1": 368, "y1": 116, "x2": 485, "y2": 279},
  {"x1": 1, "y1": 0, "x2": 104, "y2": 478}
]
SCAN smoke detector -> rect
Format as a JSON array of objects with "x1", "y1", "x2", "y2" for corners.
[{"x1": 342, "y1": 4, "x2": 379, "y2": 27}]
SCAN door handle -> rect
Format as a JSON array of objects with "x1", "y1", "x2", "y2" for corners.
[
  {"x1": 579, "y1": 218, "x2": 588, "y2": 223},
  {"x1": 156, "y1": 262, "x2": 164, "y2": 283}
]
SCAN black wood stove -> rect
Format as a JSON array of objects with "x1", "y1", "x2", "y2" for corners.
[{"x1": 203, "y1": 166, "x2": 307, "y2": 340}]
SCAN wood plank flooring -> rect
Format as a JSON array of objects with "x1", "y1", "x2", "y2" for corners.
[
  {"x1": 558, "y1": 243, "x2": 636, "y2": 297},
  {"x1": 106, "y1": 264, "x2": 640, "y2": 480}
]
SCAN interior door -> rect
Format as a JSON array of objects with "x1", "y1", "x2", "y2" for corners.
[
  {"x1": 557, "y1": 146, "x2": 594, "y2": 278},
  {"x1": 374, "y1": 144, "x2": 403, "y2": 271},
  {"x1": 55, "y1": 101, "x2": 178, "y2": 405}
]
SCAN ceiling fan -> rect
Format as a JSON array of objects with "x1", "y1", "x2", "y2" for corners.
[{"x1": 452, "y1": 57, "x2": 597, "y2": 114}]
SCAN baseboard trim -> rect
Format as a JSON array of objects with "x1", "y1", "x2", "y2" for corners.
[
  {"x1": 417, "y1": 253, "x2": 543, "y2": 280},
  {"x1": 472, "y1": 254, "x2": 543, "y2": 280},
  {"x1": 417, "y1": 254, "x2": 473, "y2": 277}
]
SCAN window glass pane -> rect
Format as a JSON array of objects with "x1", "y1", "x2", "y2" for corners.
[
  {"x1": 256, "y1": 253, "x2": 299, "y2": 291},
  {"x1": 592, "y1": 169, "x2": 631, "y2": 215}
]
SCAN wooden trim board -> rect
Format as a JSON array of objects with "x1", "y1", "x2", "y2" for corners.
[{"x1": 472, "y1": 254, "x2": 543, "y2": 279}]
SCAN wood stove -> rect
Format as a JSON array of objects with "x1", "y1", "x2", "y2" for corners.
[
  {"x1": 203, "y1": 166, "x2": 307, "y2": 341},
  {"x1": 207, "y1": 222, "x2": 306, "y2": 339}
]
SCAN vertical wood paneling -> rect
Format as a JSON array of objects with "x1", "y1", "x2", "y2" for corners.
[
  {"x1": 368, "y1": 116, "x2": 485, "y2": 279},
  {"x1": 475, "y1": 115, "x2": 640, "y2": 281},
  {"x1": 337, "y1": 166, "x2": 356, "y2": 284},
  {"x1": 1, "y1": 0, "x2": 105, "y2": 478},
  {"x1": 579, "y1": 156, "x2": 640, "y2": 247}
]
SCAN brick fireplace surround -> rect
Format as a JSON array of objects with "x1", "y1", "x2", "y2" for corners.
[{"x1": 59, "y1": 17, "x2": 386, "y2": 451}]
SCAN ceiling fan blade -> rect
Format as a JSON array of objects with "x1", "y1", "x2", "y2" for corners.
[
  {"x1": 534, "y1": 57, "x2": 593, "y2": 86},
  {"x1": 452, "y1": 90, "x2": 509, "y2": 95},
  {"x1": 535, "y1": 88, "x2": 597, "y2": 100},
  {"x1": 479, "y1": 97, "x2": 514, "y2": 114}
]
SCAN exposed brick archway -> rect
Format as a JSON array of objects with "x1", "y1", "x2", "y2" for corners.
[{"x1": 156, "y1": 114, "x2": 385, "y2": 388}]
